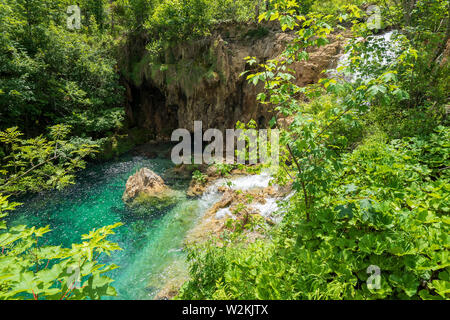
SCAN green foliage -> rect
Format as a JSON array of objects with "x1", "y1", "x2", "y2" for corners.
[
  {"x1": 0, "y1": 125, "x2": 99, "y2": 195},
  {"x1": 0, "y1": 127, "x2": 122, "y2": 300},
  {"x1": 147, "y1": 0, "x2": 213, "y2": 44},
  {"x1": 141, "y1": 0, "x2": 264, "y2": 57},
  {"x1": 62, "y1": 108, "x2": 126, "y2": 138},
  {"x1": 180, "y1": 128, "x2": 450, "y2": 300},
  {"x1": 208, "y1": 0, "x2": 259, "y2": 22},
  {"x1": 180, "y1": 0, "x2": 450, "y2": 300},
  {"x1": 215, "y1": 163, "x2": 234, "y2": 177},
  {"x1": 310, "y1": 0, "x2": 372, "y2": 17},
  {"x1": 225, "y1": 203, "x2": 267, "y2": 236},
  {"x1": 0, "y1": 213, "x2": 122, "y2": 300},
  {"x1": 192, "y1": 170, "x2": 207, "y2": 184},
  {"x1": 111, "y1": 0, "x2": 159, "y2": 32},
  {"x1": 0, "y1": 0, "x2": 123, "y2": 137}
]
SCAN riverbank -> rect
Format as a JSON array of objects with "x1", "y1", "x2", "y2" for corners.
[{"x1": 151, "y1": 164, "x2": 292, "y2": 299}]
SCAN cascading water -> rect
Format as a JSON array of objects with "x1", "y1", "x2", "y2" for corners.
[
  {"x1": 333, "y1": 30, "x2": 401, "y2": 81},
  {"x1": 201, "y1": 171, "x2": 288, "y2": 223}
]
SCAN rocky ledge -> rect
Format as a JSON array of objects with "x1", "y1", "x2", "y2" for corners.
[
  {"x1": 121, "y1": 22, "x2": 346, "y2": 140},
  {"x1": 184, "y1": 184, "x2": 283, "y2": 245}
]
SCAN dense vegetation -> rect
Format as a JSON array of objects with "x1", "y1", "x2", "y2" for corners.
[
  {"x1": 177, "y1": 0, "x2": 449, "y2": 300},
  {"x1": 0, "y1": 0, "x2": 265, "y2": 300},
  {"x1": 0, "y1": 125, "x2": 122, "y2": 299},
  {"x1": 1, "y1": 0, "x2": 449, "y2": 300}
]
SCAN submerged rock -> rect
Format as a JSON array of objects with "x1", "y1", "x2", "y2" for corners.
[{"x1": 186, "y1": 180, "x2": 208, "y2": 198}]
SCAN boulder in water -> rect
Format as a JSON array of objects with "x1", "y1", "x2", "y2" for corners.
[{"x1": 123, "y1": 168, "x2": 178, "y2": 211}]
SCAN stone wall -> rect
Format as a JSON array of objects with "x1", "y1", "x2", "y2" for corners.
[{"x1": 120, "y1": 22, "x2": 345, "y2": 140}]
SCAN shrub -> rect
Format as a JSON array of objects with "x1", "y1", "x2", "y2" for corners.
[{"x1": 179, "y1": 128, "x2": 450, "y2": 300}]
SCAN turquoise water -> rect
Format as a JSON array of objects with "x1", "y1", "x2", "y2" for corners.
[{"x1": 8, "y1": 154, "x2": 202, "y2": 300}]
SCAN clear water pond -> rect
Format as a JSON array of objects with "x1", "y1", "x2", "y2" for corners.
[{"x1": 8, "y1": 154, "x2": 204, "y2": 300}]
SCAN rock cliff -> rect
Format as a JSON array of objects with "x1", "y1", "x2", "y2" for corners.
[{"x1": 121, "y1": 22, "x2": 344, "y2": 140}]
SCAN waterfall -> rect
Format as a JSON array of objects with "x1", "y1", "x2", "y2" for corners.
[
  {"x1": 334, "y1": 30, "x2": 400, "y2": 82},
  {"x1": 195, "y1": 171, "x2": 290, "y2": 223}
]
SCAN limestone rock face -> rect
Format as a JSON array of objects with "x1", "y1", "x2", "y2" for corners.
[
  {"x1": 121, "y1": 22, "x2": 345, "y2": 140},
  {"x1": 123, "y1": 168, "x2": 171, "y2": 203}
]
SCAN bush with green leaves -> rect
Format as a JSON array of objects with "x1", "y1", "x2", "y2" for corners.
[
  {"x1": 0, "y1": 125, "x2": 98, "y2": 195},
  {"x1": 179, "y1": 0, "x2": 449, "y2": 300},
  {"x1": 179, "y1": 127, "x2": 449, "y2": 300},
  {"x1": 147, "y1": 0, "x2": 212, "y2": 45},
  {"x1": 141, "y1": 0, "x2": 276, "y2": 58},
  {"x1": 215, "y1": 163, "x2": 234, "y2": 177},
  {"x1": 0, "y1": 0, "x2": 123, "y2": 136},
  {"x1": 0, "y1": 125, "x2": 122, "y2": 300},
  {"x1": 0, "y1": 204, "x2": 122, "y2": 300},
  {"x1": 61, "y1": 108, "x2": 126, "y2": 139},
  {"x1": 192, "y1": 170, "x2": 208, "y2": 184}
]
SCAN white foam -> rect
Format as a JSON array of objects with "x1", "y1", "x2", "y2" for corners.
[
  {"x1": 197, "y1": 172, "x2": 282, "y2": 222},
  {"x1": 215, "y1": 207, "x2": 234, "y2": 220},
  {"x1": 251, "y1": 198, "x2": 279, "y2": 218},
  {"x1": 333, "y1": 31, "x2": 400, "y2": 82},
  {"x1": 211, "y1": 171, "x2": 273, "y2": 192}
]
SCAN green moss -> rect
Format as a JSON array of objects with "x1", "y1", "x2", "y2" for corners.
[
  {"x1": 131, "y1": 54, "x2": 153, "y2": 87},
  {"x1": 128, "y1": 191, "x2": 182, "y2": 217},
  {"x1": 95, "y1": 128, "x2": 152, "y2": 161}
]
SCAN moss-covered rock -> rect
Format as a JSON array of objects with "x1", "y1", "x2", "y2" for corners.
[{"x1": 123, "y1": 168, "x2": 181, "y2": 215}]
